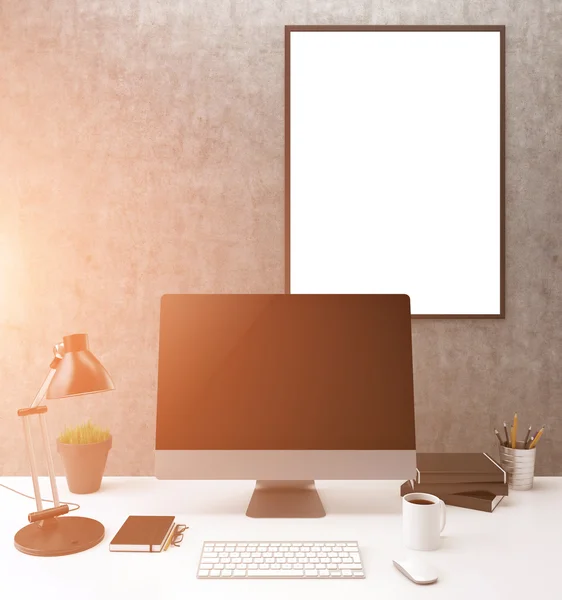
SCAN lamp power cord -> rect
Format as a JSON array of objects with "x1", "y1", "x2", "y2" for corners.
[{"x1": 0, "y1": 482, "x2": 80, "y2": 512}]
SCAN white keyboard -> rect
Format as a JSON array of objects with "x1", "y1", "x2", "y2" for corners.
[{"x1": 197, "y1": 541, "x2": 365, "y2": 579}]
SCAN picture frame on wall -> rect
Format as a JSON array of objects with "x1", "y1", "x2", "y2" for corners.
[{"x1": 285, "y1": 25, "x2": 505, "y2": 318}]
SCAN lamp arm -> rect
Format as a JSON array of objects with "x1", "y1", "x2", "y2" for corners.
[
  {"x1": 30, "y1": 368, "x2": 57, "y2": 409},
  {"x1": 18, "y1": 362, "x2": 63, "y2": 516}
]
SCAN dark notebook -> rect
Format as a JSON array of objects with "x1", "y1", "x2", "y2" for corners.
[
  {"x1": 400, "y1": 479, "x2": 508, "y2": 497},
  {"x1": 416, "y1": 453, "x2": 506, "y2": 484},
  {"x1": 109, "y1": 516, "x2": 176, "y2": 552},
  {"x1": 400, "y1": 480, "x2": 505, "y2": 512},
  {"x1": 441, "y1": 491, "x2": 504, "y2": 513}
]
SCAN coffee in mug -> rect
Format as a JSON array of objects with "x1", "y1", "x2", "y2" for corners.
[{"x1": 402, "y1": 492, "x2": 446, "y2": 551}]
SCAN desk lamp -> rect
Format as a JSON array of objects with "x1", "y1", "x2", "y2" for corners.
[{"x1": 15, "y1": 333, "x2": 114, "y2": 556}]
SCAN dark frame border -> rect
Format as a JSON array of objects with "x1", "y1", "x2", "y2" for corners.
[{"x1": 284, "y1": 25, "x2": 506, "y2": 319}]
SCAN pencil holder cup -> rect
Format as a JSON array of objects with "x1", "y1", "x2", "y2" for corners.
[{"x1": 498, "y1": 442, "x2": 536, "y2": 491}]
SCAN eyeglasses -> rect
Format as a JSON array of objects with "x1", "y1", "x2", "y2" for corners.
[{"x1": 172, "y1": 524, "x2": 188, "y2": 547}]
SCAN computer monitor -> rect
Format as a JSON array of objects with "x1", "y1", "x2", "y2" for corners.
[{"x1": 155, "y1": 294, "x2": 416, "y2": 518}]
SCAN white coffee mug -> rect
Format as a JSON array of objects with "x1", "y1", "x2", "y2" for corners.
[{"x1": 402, "y1": 492, "x2": 446, "y2": 551}]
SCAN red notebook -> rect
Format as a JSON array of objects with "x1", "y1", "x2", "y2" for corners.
[{"x1": 109, "y1": 516, "x2": 176, "y2": 552}]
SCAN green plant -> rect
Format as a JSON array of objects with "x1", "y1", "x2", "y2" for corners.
[{"x1": 58, "y1": 420, "x2": 110, "y2": 445}]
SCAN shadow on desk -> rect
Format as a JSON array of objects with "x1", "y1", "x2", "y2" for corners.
[
  {"x1": 98, "y1": 478, "x2": 254, "y2": 515},
  {"x1": 321, "y1": 488, "x2": 402, "y2": 515}
]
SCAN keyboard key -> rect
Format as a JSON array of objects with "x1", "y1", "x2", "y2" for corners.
[
  {"x1": 233, "y1": 570, "x2": 247, "y2": 578},
  {"x1": 341, "y1": 570, "x2": 352, "y2": 577},
  {"x1": 210, "y1": 570, "x2": 221, "y2": 578},
  {"x1": 330, "y1": 571, "x2": 342, "y2": 577},
  {"x1": 247, "y1": 570, "x2": 304, "y2": 577},
  {"x1": 318, "y1": 570, "x2": 330, "y2": 578},
  {"x1": 222, "y1": 570, "x2": 233, "y2": 577},
  {"x1": 198, "y1": 570, "x2": 209, "y2": 578},
  {"x1": 202, "y1": 552, "x2": 218, "y2": 558},
  {"x1": 200, "y1": 563, "x2": 215, "y2": 570},
  {"x1": 305, "y1": 569, "x2": 318, "y2": 577}
]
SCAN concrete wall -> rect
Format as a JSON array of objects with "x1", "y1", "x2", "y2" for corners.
[{"x1": 1, "y1": 0, "x2": 560, "y2": 476}]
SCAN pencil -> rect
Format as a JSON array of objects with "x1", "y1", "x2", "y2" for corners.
[
  {"x1": 163, "y1": 524, "x2": 177, "y2": 551},
  {"x1": 529, "y1": 426, "x2": 545, "y2": 449},
  {"x1": 523, "y1": 426, "x2": 532, "y2": 449},
  {"x1": 494, "y1": 429, "x2": 504, "y2": 446},
  {"x1": 504, "y1": 422, "x2": 510, "y2": 447},
  {"x1": 512, "y1": 413, "x2": 518, "y2": 449}
]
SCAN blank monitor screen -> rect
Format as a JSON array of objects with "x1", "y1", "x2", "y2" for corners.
[{"x1": 156, "y1": 294, "x2": 416, "y2": 451}]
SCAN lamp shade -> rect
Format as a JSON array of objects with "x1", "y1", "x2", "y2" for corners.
[{"x1": 46, "y1": 333, "x2": 114, "y2": 399}]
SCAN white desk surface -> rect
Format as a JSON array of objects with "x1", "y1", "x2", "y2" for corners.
[{"x1": 1, "y1": 477, "x2": 561, "y2": 599}]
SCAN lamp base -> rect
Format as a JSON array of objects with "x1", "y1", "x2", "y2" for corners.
[{"x1": 14, "y1": 516, "x2": 105, "y2": 556}]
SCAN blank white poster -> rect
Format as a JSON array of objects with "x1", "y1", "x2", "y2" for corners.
[{"x1": 288, "y1": 29, "x2": 503, "y2": 317}]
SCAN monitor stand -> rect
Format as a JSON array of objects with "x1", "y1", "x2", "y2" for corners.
[{"x1": 246, "y1": 480, "x2": 326, "y2": 518}]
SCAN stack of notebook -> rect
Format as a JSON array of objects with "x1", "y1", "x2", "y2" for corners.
[{"x1": 400, "y1": 453, "x2": 508, "y2": 512}]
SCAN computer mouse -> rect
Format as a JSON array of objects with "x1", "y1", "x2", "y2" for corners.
[{"x1": 392, "y1": 558, "x2": 439, "y2": 585}]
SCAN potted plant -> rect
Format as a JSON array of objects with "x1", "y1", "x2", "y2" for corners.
[{"x1": 57, "y1": 420, "x2": 112, "y2": 494}]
